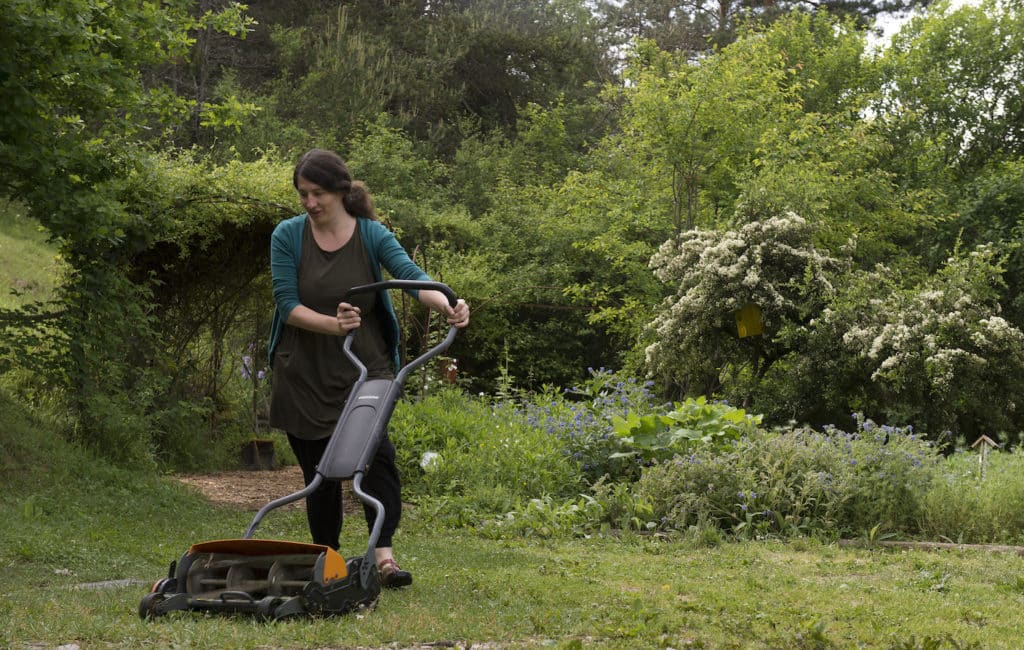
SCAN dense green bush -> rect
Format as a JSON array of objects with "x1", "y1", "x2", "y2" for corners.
[
  {"x1": 644, "y1": 212, "x2": 845, "y2": 402},
  {"x1": 821, "y1": 246, "x2": 1024, "y2": 446},
  {"x1": 637, "y1": 416, "x2": 940, "y2": 539},
  {"x1": 388, "y1": 388, "x2": 584, "y2": 526}
]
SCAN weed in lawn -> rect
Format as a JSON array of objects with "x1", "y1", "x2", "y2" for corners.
[
  {"x1": 887, "y1": 634, "x2": 983, "y2": 650},
  {"x1": 996, "y1": 573, "x2": 1024, "y2": 595},
  {"x1": 789, "y1": 618, "x2": 834, "y2": 649},
  {"x1": 914, "y1": 568, "x2": 953, "y2": 593}
]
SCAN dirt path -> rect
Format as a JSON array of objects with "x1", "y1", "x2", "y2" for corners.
[{"x1": 175, "y1": 465, "x2": 361, "y2": 514}]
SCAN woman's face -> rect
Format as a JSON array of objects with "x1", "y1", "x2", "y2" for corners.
[{"x1": 296, "y1": 176, "x2": 343, "y2": 220}]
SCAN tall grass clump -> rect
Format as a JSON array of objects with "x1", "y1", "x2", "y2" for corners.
[
  {"x1": 636, "y1": 415, "x2": 942, "y2": 539},
  {"x1": 388, "y1": 387, "x2": 584, "y2": 526},
  {"x1": 918, "y1": 447, "x2": 1024, "y2": 544}
]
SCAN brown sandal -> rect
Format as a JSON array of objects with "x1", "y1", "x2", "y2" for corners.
[{"x1": 378, "y1": 558, "x2": 413, "y2": 589}]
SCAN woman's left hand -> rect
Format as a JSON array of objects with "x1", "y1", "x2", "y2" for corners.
[
  {"x1": 447, "y1": 298, "x2": 470, "y2": 328},
  {"x1": 419, "y1": 290, "x2": 471, "y2": 328}
]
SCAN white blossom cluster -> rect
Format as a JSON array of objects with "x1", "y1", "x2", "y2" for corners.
[
  {"x1": 646, "y1": 212, "x2": 842, "y2": 381},
  {"x1": 829, "y1": 246, "x2": 1024, "y2": 423}
]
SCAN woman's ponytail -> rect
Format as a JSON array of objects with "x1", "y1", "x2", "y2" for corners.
[{"x1": 343, "y1": 180, "x2": 376, "y2": 220}]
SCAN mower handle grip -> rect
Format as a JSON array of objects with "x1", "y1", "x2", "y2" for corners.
[{"x1": 341, "y1": 280, "x2": 458, "y2": 308}]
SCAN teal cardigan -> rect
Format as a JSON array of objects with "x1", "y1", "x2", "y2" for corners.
[{"x1": 267, "y1": 215, "x2": 430, "y2": 371}]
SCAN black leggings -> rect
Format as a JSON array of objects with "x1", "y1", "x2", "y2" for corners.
[{"x1": 286, "y1": 433, "x2": 403, "y2": 550}]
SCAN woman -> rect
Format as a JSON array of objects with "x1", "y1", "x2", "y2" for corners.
[{"x1": 267, "y1": 148, "x2": 469, "y2": 588}]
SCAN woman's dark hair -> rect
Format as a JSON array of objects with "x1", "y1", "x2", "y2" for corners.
[{"x1": 293, "y1": 148, "x2": 376, "y2": 219}]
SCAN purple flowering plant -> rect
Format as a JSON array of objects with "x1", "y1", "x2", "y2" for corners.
[{"x1": 516, "y1": 367, "x2": 661, "y2": 484}]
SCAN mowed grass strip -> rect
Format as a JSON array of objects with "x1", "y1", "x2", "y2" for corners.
[{"x1": 3, "y1": 489, "x2": 1023, "y2": 650}]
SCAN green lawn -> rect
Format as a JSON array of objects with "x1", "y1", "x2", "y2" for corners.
[{"x1": 2, "y1": 453, "x2": 1022, "y2": 649}]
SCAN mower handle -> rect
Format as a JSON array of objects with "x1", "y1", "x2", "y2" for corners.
[
  {"x1": 341, "y1": 280, "x2": 458, "y2": 308},
  {"x1": 339, "y1": 279, "x2": 460, "y2": 381}
]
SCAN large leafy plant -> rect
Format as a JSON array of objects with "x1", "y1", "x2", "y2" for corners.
[{"x1": 610, "y1": 396, "x2": 762, "y2": 465}]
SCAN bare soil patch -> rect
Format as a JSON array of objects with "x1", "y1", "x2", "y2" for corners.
[{"x1": 175, "y1": 465, "x2": 361, "y2": 515}]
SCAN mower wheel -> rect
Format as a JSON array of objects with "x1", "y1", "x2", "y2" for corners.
[{"x1": 138, "y1": 592, "x2": 166, "y2": 620}]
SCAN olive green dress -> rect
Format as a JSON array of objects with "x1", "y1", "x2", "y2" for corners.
[{"x1": 268, "y1": 220, "x2": 392, "y2": 439}]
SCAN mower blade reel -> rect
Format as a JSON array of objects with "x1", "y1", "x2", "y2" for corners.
[{"x1": 140, "y1": 538, "x2": 355, "y2": 619}]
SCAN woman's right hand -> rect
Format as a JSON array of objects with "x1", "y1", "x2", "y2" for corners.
[{"x1": 337, "y1": 302, "x2": 362, "y2": 334}]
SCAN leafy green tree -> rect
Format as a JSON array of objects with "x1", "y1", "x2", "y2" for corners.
[
  {"x1": 619, "y1": 31, "x2": 803, "y2": 233},
  {"x1": 597, "y1": 0, "x2": 933, "y2": 55},
  {"x1": 460, "y1": 177, "x2": 606, "y2": 387},
  {"x1": 874, "y1": 0, "x2": 1024, "y2": 214},
  {"x1": 722, "y1": 13, "x2": 933, "y2": 266},
  {"x1": 428, "y1": 1, "x2": 614, "y2": 139},
  {"x1": 169, "y1": 0, "x2": 614, "y2": 160},
  {"x1": 437, "y1": 98, "x2": 634, "y2": 387},
  {"x1": 0, "y1": 0, "x2": 257, "y2": 465},
  {"x1": 952, "y1": 161, "x2": 1024, "y2": 329}
]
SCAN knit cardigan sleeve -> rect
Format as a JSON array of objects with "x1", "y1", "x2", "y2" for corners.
[
  {"x1": 270, "y1": 215, "x2": 306, "y2": 322},
  {"x1": 360, "y1": 218, "x2": 431, "y2": 284}
]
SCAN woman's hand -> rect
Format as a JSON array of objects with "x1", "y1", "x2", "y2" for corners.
[
  {"x1": 337, "y1": 302, "x2": 362, "y2": 334},
  {"x1": 447, "y1": 298, "x2": 470, "y2": 328},
  {"x1": 419, "y1": 291, "x2": 470, "y2": 328}
]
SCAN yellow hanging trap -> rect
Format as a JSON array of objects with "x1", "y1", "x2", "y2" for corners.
[{"x1": 735, "y1": 302, "x2": 763, "y2": 338}]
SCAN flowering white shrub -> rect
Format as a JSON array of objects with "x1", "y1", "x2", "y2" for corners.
[
  {"x1": 825, "y1": 245, "x2": 1024, "y2": 443},
  {"x1": 645, "y1": 211, "x2": 844, "y2": 398}
]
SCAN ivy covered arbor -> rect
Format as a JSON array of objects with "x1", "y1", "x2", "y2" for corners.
[{"x1": 0, "y1": 0, "x2": 265, "y2": 465}]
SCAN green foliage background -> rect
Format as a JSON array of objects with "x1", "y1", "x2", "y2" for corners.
[{"x1": 4, "y1": 0, "x2": 1024, "y2": 468}]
